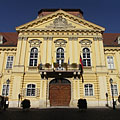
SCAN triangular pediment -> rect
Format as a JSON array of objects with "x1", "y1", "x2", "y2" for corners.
[{"x1": 16, "y1": 10, "x2": 105, "y2": 32}]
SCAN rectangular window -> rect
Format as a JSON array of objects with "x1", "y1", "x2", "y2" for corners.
[
  {"x1": 111, "y1": 84, "x2": 118, "y2": 96},
  {"x1": 84, "y1": 84, "x2": 93, "y2": 96},
  {"x1": 107, "y1": 56, "x2": 114, "y2": 69},
  {"x1": 26, "y1": 84, "x2": 36, "y2": 96},
  {"x1": 6, "y1": 56, "x2": 14, "y2": 69},
  {"x1": 2, "y1": 84, "x2": 9, "y2": 96}
]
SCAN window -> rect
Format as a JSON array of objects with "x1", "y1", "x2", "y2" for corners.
[
  {"x1": 29, "y1": 48, "x2": 38, "y2": 66},
  {"x1": 26, "y1": 84, "x2": 36, "y2": 96},
  {"x1": 2, "y1": 84, "x2": 9, "y2": 96},
  {"x1": 56, "y1": 48, "x2": 64, "y2": 64},
  {"x1": 6, "y1": 56, "x2": 14, "y2": 69},
  {"x1": 107, "y1": 56, "x2": 114, "y2": 69},
  {"x1": 84, "y1": 84, "x2": 93, "y2": 96},
  {"x1": 82, "y1": 48, "x2": 91, "y2": 66},
  {"x1": 111, "y1": 84, "x2": 118, "y2": 96}
]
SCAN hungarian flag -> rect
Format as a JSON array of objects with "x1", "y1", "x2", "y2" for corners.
[
  {"x1": 80, "y1": 55, "x2": 84, "y2": 83},
  {"x1": 80, "y1": 55, "x2": 83, "y2": 69}
]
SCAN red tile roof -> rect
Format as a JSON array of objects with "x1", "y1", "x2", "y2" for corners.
[
  {"x1": 103, "y1": 33, "x2": 120, "y2": 46},
  {"x1": 0, "y1": 32, "x2": 18, "y2": 47},
  {"x1": 38, "y1": 9, "x2": 83, "y2": 18}
]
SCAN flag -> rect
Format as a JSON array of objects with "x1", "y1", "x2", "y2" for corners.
[
  {"x1": 68, "y1": 57, "x2": 70, "y2": 65},
  {"x1": 38, "y1": 55, "x2": 42, "y2": 70},
  {"x1": 80, "y1": 55, "x2": 84, "y2": 83},
  {"x1": 80, "y1": 55, "x2": 83, "y2": 69},
  {"x1": 52, "y1": 57, "x2": 54, "y2": 69}
]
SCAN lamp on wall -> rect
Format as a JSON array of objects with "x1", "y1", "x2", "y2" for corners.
[{"x1": 109, "y1": 78, "x2": 115, "y2": 110}]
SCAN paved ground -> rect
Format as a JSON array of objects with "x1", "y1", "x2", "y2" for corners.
[{"x1": 0, "y1": 108, "x2": 120, "y2": 120}]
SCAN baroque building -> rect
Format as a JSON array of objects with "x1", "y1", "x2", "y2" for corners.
[{"x1": 0, "y1": 9, "x2": 120, "y2": 108}]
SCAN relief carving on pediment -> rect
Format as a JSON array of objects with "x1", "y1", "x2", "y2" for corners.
[{"x1": 46, "y1": 16, "x2": 76, "y2": 29}]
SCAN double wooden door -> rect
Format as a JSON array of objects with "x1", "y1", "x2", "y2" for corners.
[{"x1": 49, "y1": 79, "x2": 71, "y2": 106}]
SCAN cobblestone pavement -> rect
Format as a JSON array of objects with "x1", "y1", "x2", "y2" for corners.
[{"x1": 0, "y1": 108, "x2": 120, "y2": 120}]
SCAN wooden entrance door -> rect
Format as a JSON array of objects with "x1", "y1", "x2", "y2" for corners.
[{"x1": 49, "y1": 79, "x2": 71, "y2": 106}]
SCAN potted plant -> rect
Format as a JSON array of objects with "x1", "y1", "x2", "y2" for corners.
[
  {"x1": 61, "y1": 63, "x2": 68, "y2": 70},
  {"x1": 38, "y1": 63, "x2": 42, "y2": 70},
  {"x1": 45, "y1": 63, "x2": 51, "y2": 68},
  {"x1": 54, "y1": 63, "x2": 59, "y2": 68},
  {"x1": 71, "y1": 63, "x2": 77, "y2": 68}
]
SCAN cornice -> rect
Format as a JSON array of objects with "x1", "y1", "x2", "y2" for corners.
[
  {"x1": 0, "y1": 47, "x2": 17, "y2": 51},
  {"x1": 18, "y1": 28, "x2": 102, "y2": 33},
  {"x1": 16, "y1": 10, "x2": 105, "y2": 31},
  {"x1": 104, "y1": 47, "x2": 120, "y2": 52}
]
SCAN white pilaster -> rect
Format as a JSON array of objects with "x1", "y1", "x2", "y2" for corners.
[
  {"x1": 47, "y1": 37, "x2": 52, "y2": 63},
  {"x1": 14, "y1": 37, "x2": 22, "y2": 65},
  {"x1": 20, "y1": 37, "x2": 27, "y2": 65},
  {"x1": 42, "y1": 38, "x2": 47, "y2": 64},
  {"x1": 68, "y1": 38, "x2": 73, "y2": 63}
]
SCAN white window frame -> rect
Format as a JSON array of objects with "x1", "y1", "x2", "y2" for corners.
[
  {"x1": 2, "y1": 84, "x2": 9, "y2": 96},
  {"x1": 56, "y1": 47, "x2": 64, "y2": 64},
  {"x1": 84, "y1": 84, "x2": 94, "y2": 96},
  {"x1": 29, "y1": 48, "x2": 38, "y2": 66},
  {"x1": 82, "y1": 48, "x2": 91, "y2": 66},
  {"x1": 111, "y1": 84, "x2": 118, "y2": 96},
  {"x1": 107, "y1": 56, "x2": 114, "y2": 69},
  {"x1": 6, "y1": 56, "x2": 14, "y2": 69},
  {"x1": 26, "y1": 84, "x2": 36, "y2": 96}
]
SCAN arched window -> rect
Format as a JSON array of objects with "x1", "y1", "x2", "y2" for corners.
[
  {"x1": 82, "y1": 48, "x2": 91, "y2": 66},
  {"x1": 56, "y1": 48, "x2": 64, "y2": 64},
  {"x1": 84, "y1": 84, "x2": 93, "y2": 96},
  {"x1": 29, "y1": 48, "x2": 38, "y2": 66},
  {"x1": 26, "y1": 84, "x2": 36, "y2": 96}
]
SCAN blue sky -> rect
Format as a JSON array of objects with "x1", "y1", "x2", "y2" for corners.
[{"x1": 0, "y1": 0, "x2": 120, "y2": 33}]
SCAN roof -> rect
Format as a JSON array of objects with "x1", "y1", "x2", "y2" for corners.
[
  {"x1": 38, "y1": 9, "x2": 83, "y2": 18},
  {"x1": 0, "y1": 32, "x2": 18, "y2": 47},
  {"x1": 103, "y1": 33, "x2": 120, "y2": 47}
]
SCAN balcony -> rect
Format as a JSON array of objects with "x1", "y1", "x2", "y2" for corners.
[{"x1": 38, "y1": 63, "x2": 83, "y2": 79}]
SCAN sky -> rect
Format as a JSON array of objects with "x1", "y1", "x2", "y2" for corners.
[{"x1": 0, "y1": 0, "x2": 120, "y2": 33}]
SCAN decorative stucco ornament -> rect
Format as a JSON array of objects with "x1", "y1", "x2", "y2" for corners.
[{"x1": 46, "y1": 16, "x2": 75, "y2": 29}]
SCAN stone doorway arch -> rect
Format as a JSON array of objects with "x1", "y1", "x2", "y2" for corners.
[{"x1": 49, "y1": 78, "x2": 71, "y2": 106}]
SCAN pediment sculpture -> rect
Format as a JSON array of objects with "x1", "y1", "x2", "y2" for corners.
[{"x1": 46, "y1": 16, "x2": 75, "y2": 29}]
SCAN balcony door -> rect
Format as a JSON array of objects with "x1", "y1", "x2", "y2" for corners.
[{"x1": 56, "y1": 48, "x2": 64, "y2": 66}]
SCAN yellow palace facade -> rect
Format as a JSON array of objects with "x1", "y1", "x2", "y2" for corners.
[{"x1": 0, "y1": 9, "x2": 120, "y2": 108}]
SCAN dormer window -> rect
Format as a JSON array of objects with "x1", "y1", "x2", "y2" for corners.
[
  {"x1": 117, "y1": 36, "x2": 120, "y2": 44},
  {"x1": 0, "y1": 35, "x2": 3, "y2": 44}
]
